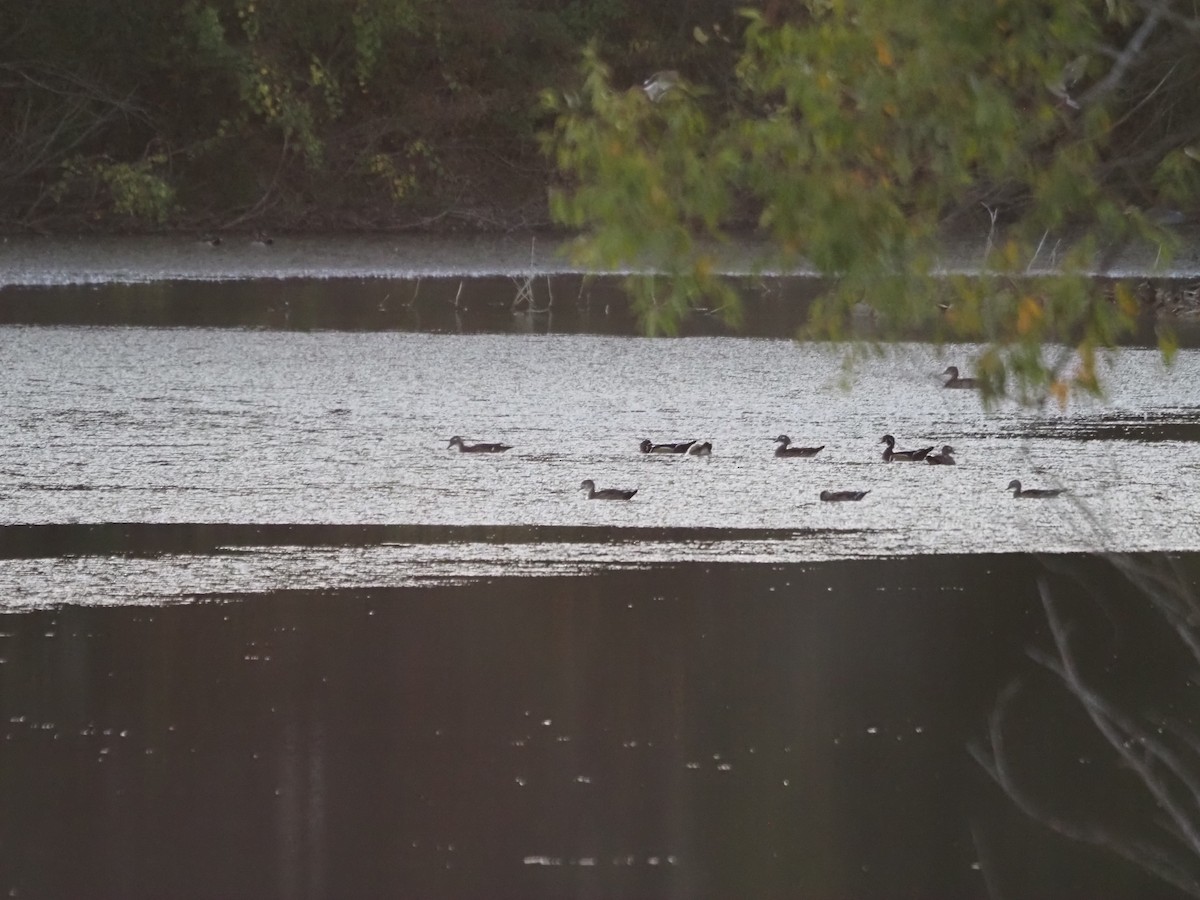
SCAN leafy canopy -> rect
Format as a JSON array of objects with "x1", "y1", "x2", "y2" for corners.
[{"x1": 544, "y1": 1, "x2": 1197, "y2": 402}]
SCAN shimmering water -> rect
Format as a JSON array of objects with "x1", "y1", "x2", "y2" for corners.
[{"x1": 2, "y1": 327, "x2": 1200, "y2": 606}]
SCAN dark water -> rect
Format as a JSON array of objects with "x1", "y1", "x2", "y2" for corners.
[
  {"x1": 4, "y1": 556, "x2": 1197, "y2": 899},
  {"x1": 3, "y1": 257, "x2": 1200, "y2": 898}
]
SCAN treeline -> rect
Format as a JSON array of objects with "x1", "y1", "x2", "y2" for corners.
[
  {"x1": 0, "y1": 0, "x2": 739, "y2": 233},
  {"x1": 3, "y1": 1, "x2": 1198, "y2": 236}
]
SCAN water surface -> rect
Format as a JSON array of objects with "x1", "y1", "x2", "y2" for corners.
[
  {"x1": 2, "y1": 328, "x2": 1199, "y2": 609},
  {"x1": 3, "y1": 291, "x2": 1199, "y2": 898},
  {"x1": 3, "y1": 556, "x2": 1194, "y2": 899}
]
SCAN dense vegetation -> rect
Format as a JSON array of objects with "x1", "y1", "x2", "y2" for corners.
[
  {"x1": 0, "y1": 0, "x2": 738, "y2": 232},
  {"x1": 543, "y1": 0, "x2": 1200, "y2": 398}
]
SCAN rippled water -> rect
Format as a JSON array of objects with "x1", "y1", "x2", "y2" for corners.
[
  {"x1": 4, "y1": 298, "x2": 1200, "y2": 898},
  {"x1": 2, "y1": 325, "x2": 1199, "y2": 606}
]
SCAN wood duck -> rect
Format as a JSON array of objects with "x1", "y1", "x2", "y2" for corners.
[
  {"x1": 774, "y1": 435, "x2": 824, "y2": 457},
  {"x1": 942, "y1": 366, "x2": 979, "y2": 389},
  {"x1": 820, "y1": 490, "x2": 870, "y2": 502},
  {"x1": 1007, "y1": 479, "x2": 1064, "y2": 498},
  {"x1": 448, "y1": 435, "x2": 512, "y2": 453},
  {"x1": 880, "y1": 434, "x2": 933, "y2": 462},
  {"x1": 639, "y1": 438, "x2": 697, "y2": 454},
  {"x1": 927, "y1": 445, "x2": 957, "y2": 465},
  {"x1": 580, "y1": 479, "x2": 637, "y2": 500}
]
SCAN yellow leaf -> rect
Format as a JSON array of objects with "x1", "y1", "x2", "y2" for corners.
[
  {"x1": 1114, "y1": 282, "x2": 1138, "y2": 318},
  {"x1": 1075, "y1": 343, "x2": 1098, "y2": 391},
  {"x1": 1016, "y1": 295, "x2": 1043, "y2": 335},
  {"x1": 1049, "y1": 380, "x2": 1069, "y2": 409},
  {"x1": 874, "y1": 37, "x2": 893, "y2": 68}
]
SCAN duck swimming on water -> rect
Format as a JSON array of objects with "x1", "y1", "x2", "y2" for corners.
[
  {"x1": 774, "y1": 435, "x2": 824, "y2": 457},
  {"x1": 1007, "y1": 479, "x2": 1064, "y2": 498},
  {"x1": 639, "y1": 438, "x2": 697, "y2": 454},
  {"x1": 942, "y1": 366, "x2": 979, "y2": 389},
  {"x1": 927, "y1": 445, "x2": 957, "y2": 465},
  {"x1": 820, "y1": 490, "x2": 870, "y2": 502},
  {"x1": 880, "y1": 434, "x2": 934, "y2": 462},
  {"x1": 580, "y1": 479, "x2": 637, "y2": 500},
  {"x1": 448, "y1": 435, "x2": 512, "y2": 453}
]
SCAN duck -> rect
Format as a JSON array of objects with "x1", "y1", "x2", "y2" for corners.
[
  {"x1": 774, "y1": 435, "x2": 824, "y2": 457},
  {"x1": 927, "y1": 445, "x2": 957, "y2": 465},
  {"x1": 1007, "y1": 479, "x2": 1064, "y2": 498},
  {"x1": 820, "y1": 490, "x2": 870, "y2": 502},
  {"x1": 448, "y1": 435, "x2": 512, "y2": 453},
  {"x1": 639, "y1": 438, "x2": 697, "y2": 454},
  {"x1": 880, "y1": 434, "x2": 934, "y2": 462},
  {"x1": 686, "y1": 440, "x2": 713, "y2": 456},
  {"x1": 580, "y1": 479, "x2": 637, "y2": 500},
  {"x1": 942, "y1": 366, "x2": 979, "y2": 389}
]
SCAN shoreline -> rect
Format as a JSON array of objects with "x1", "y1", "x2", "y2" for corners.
[
  {"x1": 3, "y1": 229, "x2": 1200, "y2": 285},
  {"x1": 2, "y1": 231, "x2": 1198, "y2": 335}
]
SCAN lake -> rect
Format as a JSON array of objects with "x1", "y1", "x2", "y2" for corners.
[{"x1": 2, "y1": 240, "x2": 1200, "y2": 898}]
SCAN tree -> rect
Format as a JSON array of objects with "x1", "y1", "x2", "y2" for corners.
[{"x1": 544, "y1": 0, "x2": 1200, "y2": 403}]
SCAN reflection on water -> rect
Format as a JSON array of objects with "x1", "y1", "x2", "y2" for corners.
[{"x1": 2, "y1": 557, "x2": 1195, "y2": 899}]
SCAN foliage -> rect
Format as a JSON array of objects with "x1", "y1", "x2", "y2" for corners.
[
  {"x1": 0, "y1": 0, "x2": 648, "y2": 230},
  {"x1": 544, "y1": 1, "x2": 1200, "y2": 401}
]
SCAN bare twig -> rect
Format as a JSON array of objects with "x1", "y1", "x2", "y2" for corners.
[
  {"x1": 1079, "y1": 6, "x2": 1166, "y2": 107},
  {"x1": 1026, "y1": 230, "x2": 1049, "y2": 274},
  {"x1": 1037, "y1": 577, "x2": 1200, "y2": 863},
  {"x1": 972, "y1": 675, "x2": 1200, "y2": 896}
]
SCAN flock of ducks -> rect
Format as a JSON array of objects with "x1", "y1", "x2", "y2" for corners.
[{"x1": 446, "y1": 366, "x2": 1066, "y2": 503}]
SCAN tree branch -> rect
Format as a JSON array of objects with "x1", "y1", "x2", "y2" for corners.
[{"x1": 1079, "y1": 6, "x2": 1167, "y2": 107}]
